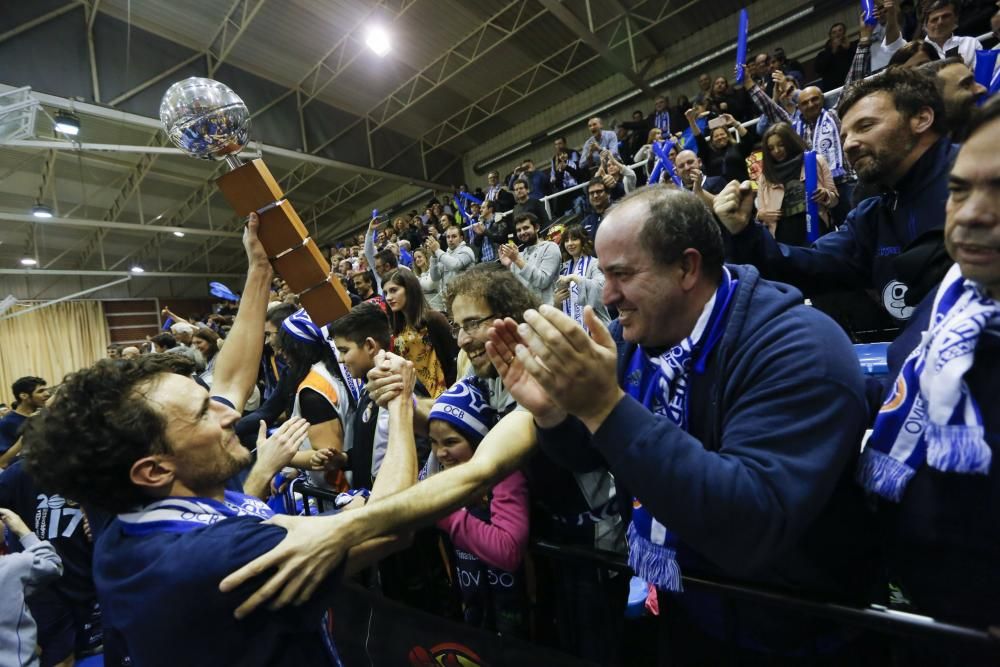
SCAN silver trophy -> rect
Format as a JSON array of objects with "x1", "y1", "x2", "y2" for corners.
[
  {"x1": 159, "y1": 77, "x2": 251, "y2": 169},
  {"x1": 157, "y1": 76, "x2": 352, "y2": 325}
]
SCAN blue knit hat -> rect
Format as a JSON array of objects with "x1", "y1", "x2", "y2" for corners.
[
  {"x1": 428, "y1": 379, "x2": 498, "y2": 446},
  {"x1": 281, "y1": 308, "x2": 324, "y2": 345}
]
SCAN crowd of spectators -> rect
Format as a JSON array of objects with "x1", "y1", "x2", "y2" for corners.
[{"x1": 1, "y1": 1, "x2": 998, "y2": 665}]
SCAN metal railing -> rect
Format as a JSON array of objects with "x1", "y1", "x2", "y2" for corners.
[{"x1": 292, "y1": 481, "x2": 1000, "y2": 657}]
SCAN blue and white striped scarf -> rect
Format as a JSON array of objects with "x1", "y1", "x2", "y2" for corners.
[
  {"x1": 858, "y1": 263, "x2": 999, "y2": 501},
  {"x1": 793, "y1": 108, "x2": 846, "y2": 179},
  {"x1": 624, "y1": 268, "x2": 736, "y2": 591},
  {"x1": 118, "y1": 491, "x2": 275, "y2": 535},
  {"x1": 560, "y1": 256, "x2": 593, "y2": 328}
]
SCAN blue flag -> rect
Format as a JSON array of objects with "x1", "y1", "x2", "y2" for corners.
[
  {"x1": 861, "y1": 0, "x2": 877, "y2": 26},
  {"x1": 210, "y1": 281, "x2": 240, "y2": 302},
  {"x1": 803, "y1": 151, "x2": 820, "y2": 243},
  {"x1": 974, "y1": 50, "x2": 999, "y2": 101},
  {"x1": 734, "y1": 10, "x2": 749, "y2": 85},
  {"x1": 649, "y1": 140, "x2": 683, "y2": 187}
]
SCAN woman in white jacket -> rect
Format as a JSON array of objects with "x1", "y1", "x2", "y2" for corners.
[{"x1": 553, "y1": 224, "x2": 611, "y2": 330}]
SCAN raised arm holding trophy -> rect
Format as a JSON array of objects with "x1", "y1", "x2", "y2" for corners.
[{"x1": 159, "y1": 77, "x2": 351, "y2": 325}]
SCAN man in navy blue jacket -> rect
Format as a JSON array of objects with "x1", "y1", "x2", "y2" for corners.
[
  {"x1": 860, "y1": 98, "x2": 1000, "y2": 638},
  {"x1": 491, "y1": 187, "x2": 879, "y2": 662},
  {"x1": 716, "y1": 67, "x2": 957, "y2": 323}
]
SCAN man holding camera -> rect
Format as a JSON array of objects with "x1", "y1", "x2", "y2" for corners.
[{"x1": 426, "y1": 225, "x2": 476, "y2": 299}]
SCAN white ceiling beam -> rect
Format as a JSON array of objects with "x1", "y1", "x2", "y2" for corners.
[
  {"x1": 0, "y1": 269, "x2": 242, "y2": 278},
  {"x1": 0, "y1": 212, "x2": 241, "y2": 238}
]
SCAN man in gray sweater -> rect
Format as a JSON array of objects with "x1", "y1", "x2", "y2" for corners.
[
  {"x1": 0, "y1": 506, "x2": 63, "y2": 667},
  {"x1": 427, "y1": 225, "x2": 476, "y2": 304},
  {"x1": 500, "y1": 213, "x2": 562, "y2": 305}
]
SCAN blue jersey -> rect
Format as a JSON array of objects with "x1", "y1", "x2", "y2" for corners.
[
  {"x1": 0, "y1": 410, "x2": 27, "y2": 454},
  {"x1": 95, "y1": 508, "x2": 343, "y2": 666}
]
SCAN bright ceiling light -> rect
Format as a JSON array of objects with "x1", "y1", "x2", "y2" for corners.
[
  {"x1": 172, "y1": 231, "x2": 185, "y2": 237},
  {"x1": 31, "y1": 203, "x2": 53, "y2": 219},
  {"x1": 20, "y1": 257, "x2": 37, "y2": 266},
  {"x1": 130, "y1": 265, "x2": 145, "y2": 274},
  {"x1": 53, "y1": 111, "x2": 80, "y2": 136},
  {"x1": 365, "y1": 26, "x2": 390, "y2": 56}
]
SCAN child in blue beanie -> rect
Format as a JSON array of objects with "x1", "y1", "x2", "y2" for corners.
[{"x1": 423, "y1": 378, "x2": 530, "y2": 636}]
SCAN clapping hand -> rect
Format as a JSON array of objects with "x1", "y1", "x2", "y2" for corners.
[
  {"x1": 256, "y1": 417, "x2": 310, "y2": 475},
  {"x1": 690, "y1": 168, "x2": 704, "y2": 193},
  {"x1": 498, "y1": 242, "x2": 519, "y2": 268},
  {"x1": 485, "y1": 317, "x2": 565, "y2": 427},
  {"x1": 308, "y1": 448, "x2": 347, "y2": 471},
  {"x1": 553, "y1": 276, "x2": 573, "y2": 307},
  {"x1": 500, "y1": 305, "x2": 622, "y2": 432}
]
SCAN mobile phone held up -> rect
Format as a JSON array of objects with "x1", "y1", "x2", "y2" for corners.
[{"x1": 708, "y1": 116, "x2": 728, "y2": 131}]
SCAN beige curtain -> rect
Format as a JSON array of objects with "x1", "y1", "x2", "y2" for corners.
[{"x1": 0, "y1": 301, "x2": 109, "y2": 402}]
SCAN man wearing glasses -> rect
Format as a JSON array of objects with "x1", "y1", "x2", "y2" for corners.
[
  {"x1": 426, "y1": 266, "x2": 628, "y2": 662},
  {"x1": 581, "y1": 178, "x2": 613, "y2": 238}
]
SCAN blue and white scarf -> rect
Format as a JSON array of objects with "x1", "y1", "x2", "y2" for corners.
[
  {"x1": 326, "y1": 325, "x2": 364, "y2": 403},
  {"x1": 858, "y1": 263, "x2": 999, "y2": 501},
  {"x1": 560, "y1": 256, "x2": 594, "y2": 328},
  {"x1": 625, "y1": 268, "x2": 737, "y2": 591},
  {"x1": 282, "y1": 308, "x2": 324, "y2": 344},
  {"x1": 793, "y1": 108, "x2": 846, "y2": 179},
  {"x1": 118, "y1": 491, "x2": 275, "y2": 535}
]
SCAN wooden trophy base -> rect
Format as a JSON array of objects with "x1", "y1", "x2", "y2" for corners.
[{"x1": 216, "y1": 159, "x2": 350, "y2": 325}]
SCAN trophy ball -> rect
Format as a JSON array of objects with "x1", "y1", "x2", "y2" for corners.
[{"x1": 160, "y1": 77, "x2": 251, "y2": 160}]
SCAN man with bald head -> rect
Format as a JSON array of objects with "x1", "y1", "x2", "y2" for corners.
[
  {"x1": 674, "y1": 149, "x2": 727, "y2": 197},
  {"x1": 744, "y1": 80, "x2": 853, "y2": 219},
  {"x1": 580, "y1": 116, "x2": 619, "y2": 172}
]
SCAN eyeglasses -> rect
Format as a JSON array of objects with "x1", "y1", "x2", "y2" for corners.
[
  {"x1": 588, "y1": 190, "x2": 606, "y2": 197},
  {"x1": 449, "y1": 314, "x2": 495, "y2": 337}
]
